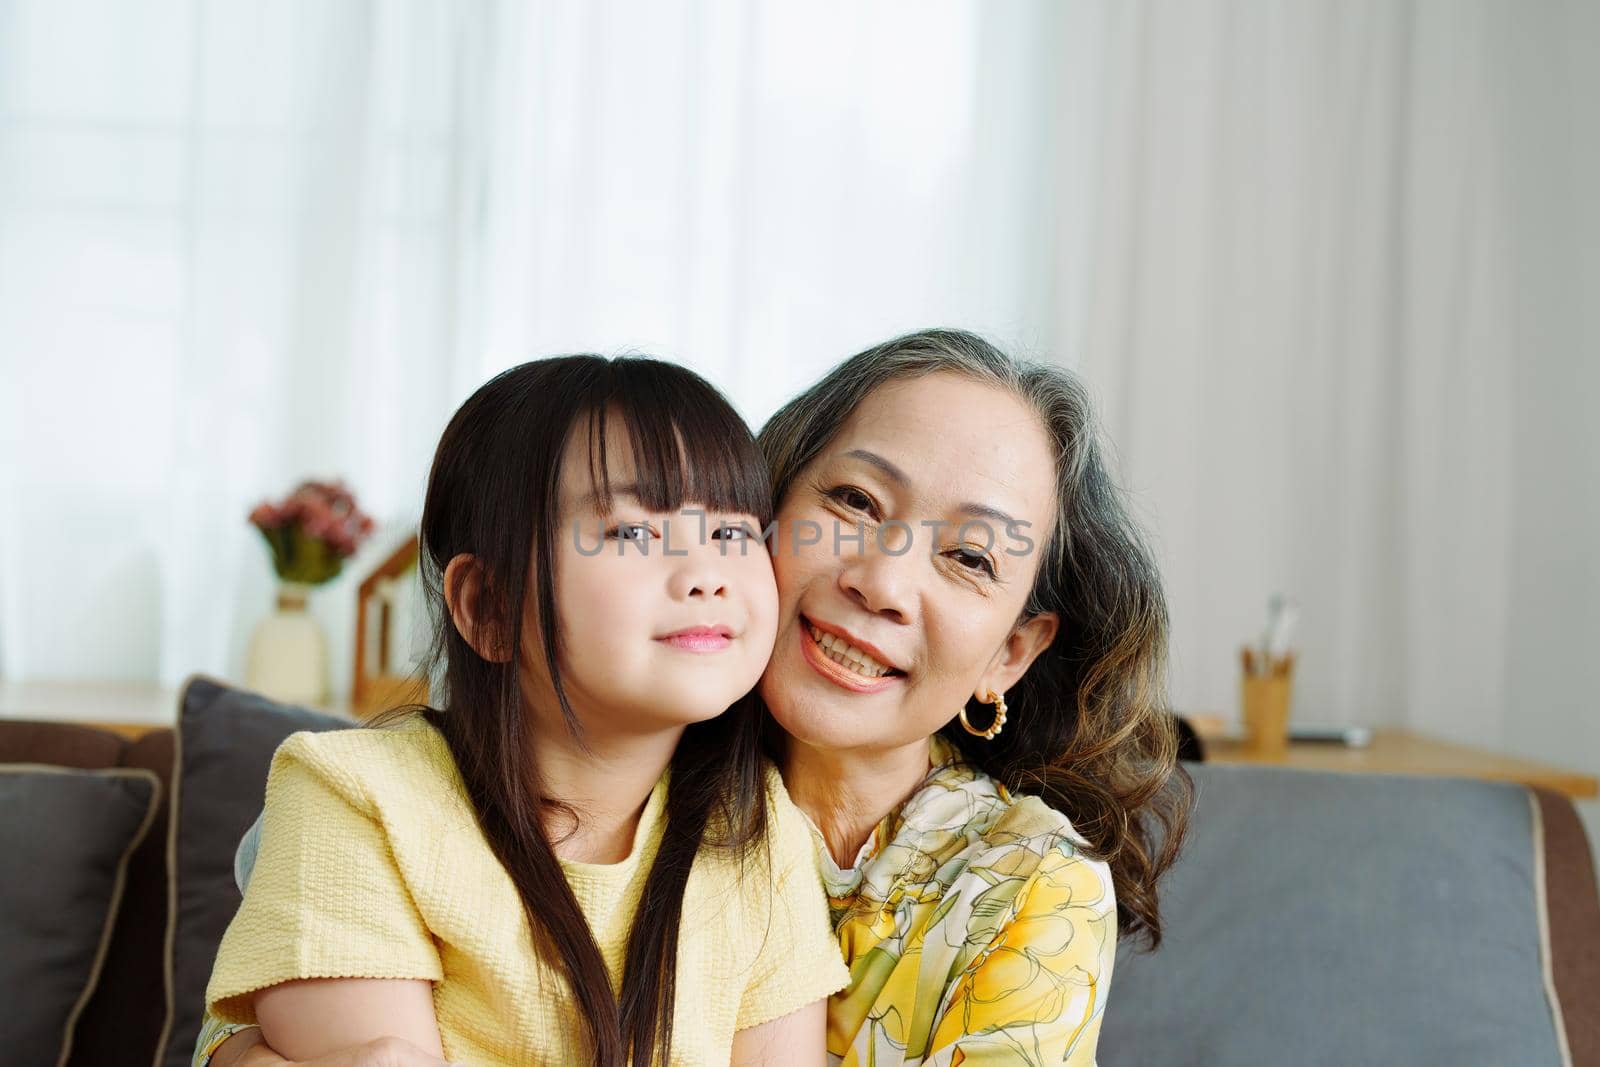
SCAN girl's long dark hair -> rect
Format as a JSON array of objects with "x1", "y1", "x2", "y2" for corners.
[
  {"x1": 757, "y1": 329, "x2": 1193, "y2": 951},
  {"x1": 398, "y1": 355, "x2": 774, "y2": 1065}
]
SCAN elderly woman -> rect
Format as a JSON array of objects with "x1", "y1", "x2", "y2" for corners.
[
  {"x1": 200, "y1": 329, "x2": 1190, "y2": 1066},
  {"x1": 752, "y1": 329, "x2": 1189, "y2": 1062}
]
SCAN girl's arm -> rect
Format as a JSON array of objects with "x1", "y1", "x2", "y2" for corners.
[
  {"x1": 212, "y1": 1031, "x2": 456, "y2": 1067},
  {"x1": 729, "y1": 998, "x2": 828, "y2": 1066},
  {"x1": 253, "y1": 977, "x2": 447, "y2": 1062},
  {"x1": 207, "y1": 979, "x2": 456, "y2": 1067},
  {"x1": 203, "y1": 736, "x2": 451, "y2": 1065}
]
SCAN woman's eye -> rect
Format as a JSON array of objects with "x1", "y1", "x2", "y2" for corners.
[
  {"x1": 827, "y1": 485, "x2": 876, "y2": 514},
  {"x1": 949, "y1": 546, "x2": 997, "y2": 577},
  {"x1": 606, "y1": 522, "x2": 656, "y2": 542},
  {"x1": 712, "y1": 522, "x2": 754, "y2": 541}
]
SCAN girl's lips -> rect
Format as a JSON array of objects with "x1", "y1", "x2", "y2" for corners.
[
  {"x1": 798, "y1": 617, "x2": 904, "y2": 694},
  {"x1": 657, "y1": 632, "x2": 733, "y2": 652}
]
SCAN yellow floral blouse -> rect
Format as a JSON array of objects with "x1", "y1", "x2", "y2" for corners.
[{"x1": 816, "y1": 734, "x2": 1117, "y2": 1065}]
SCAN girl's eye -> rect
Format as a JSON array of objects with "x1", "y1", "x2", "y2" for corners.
[
  {"x1": 712, "y1": 522, "x2": 756, "y2": 541},
  {"x1": 948, "y1": 546, "x2": 997, "y2": 578},
  {"x1": 826, "y1": 485, "x2": 876, "y2": 514},
  {"x1": 606, "y1": 522, "x2": 657, "y2": 542}
]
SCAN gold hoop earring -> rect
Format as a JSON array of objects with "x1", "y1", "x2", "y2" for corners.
[{"x1": 959, "y1": 689, "x2": 1008, "y2": 740}]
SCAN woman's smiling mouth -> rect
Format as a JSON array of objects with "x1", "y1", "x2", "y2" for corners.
[{"x1": 799, "y1": 614, "x2": 906, "y2": 692}]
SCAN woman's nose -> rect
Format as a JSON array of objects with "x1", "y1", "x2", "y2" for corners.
[{"x1": 837, "y1": 539, "x2": 916, "y2": 624}]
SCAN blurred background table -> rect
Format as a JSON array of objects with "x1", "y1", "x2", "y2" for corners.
[{"x1": 1188, "y1": 715, "x2": 1598, "y2": 800}]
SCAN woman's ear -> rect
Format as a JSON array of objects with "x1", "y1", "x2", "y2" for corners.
[
  {"x1": 442, "y1": 553, "x2": 511, "y2": 663},
  {"x1": 975, "y1": 611, "x2": 1060, "y2": 702}
]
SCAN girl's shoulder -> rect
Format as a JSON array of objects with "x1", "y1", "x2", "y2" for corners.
[
  {"x1": 695, "y1": 760, "x2": 813, "y2": 879},
  {"x1": 274, "y1": 711, "x2": 445, "y2": 763},
  {"x1": 266, "y1": 714, "x2": 465, "y2": 818},
  {"x1": 761, "y1": 760, "x2": 817, "y2": 849},
  {"x1": 759, "y1": 759, "x2": 802, "y2": 822}
]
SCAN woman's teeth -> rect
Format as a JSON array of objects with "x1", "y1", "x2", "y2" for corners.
[{"x1": 806, "y1": 622, "x2": 896, "y2": 679}]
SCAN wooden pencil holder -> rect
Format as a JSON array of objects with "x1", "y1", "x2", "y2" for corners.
[{"x1": 1240, "y1": 650, "x2": 1295, "y2": 756}]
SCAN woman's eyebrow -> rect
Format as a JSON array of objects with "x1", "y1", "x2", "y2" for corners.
[
  {"x1": 955, "y1": 502, "x2": 1021, "y2": 530},
  {"x1": 842, "y1": 448, "x2": 909, "y2": 487},
  {"x1": 844, "y1": 449, "x2": 1021, "y2": 530}
]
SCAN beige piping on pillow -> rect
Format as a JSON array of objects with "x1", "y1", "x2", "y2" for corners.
[
  {"x1": 151, "y1": 673, "x2": 196, "y2": 1067},
  {"x1": 1529, "y1": 790, "x2": 1574, "y2": 1067}
]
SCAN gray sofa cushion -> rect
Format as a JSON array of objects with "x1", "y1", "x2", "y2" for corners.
[
  {"x1": 155, "y1": 676, "x2": 351, "y2": 1067},
  {"x1": 0, "y1": 765, "x2": 159, "y2": 1067},
  {"x1": 1101, "y1": 763, "x2": 1565, "y2": 1067}
]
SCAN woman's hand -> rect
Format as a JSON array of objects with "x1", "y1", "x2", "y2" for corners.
[{"x1": 212, "y1": 1029, "x2": 463, "y2": 1067}]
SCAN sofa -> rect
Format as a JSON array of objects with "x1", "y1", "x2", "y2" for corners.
[{"x1": 2, "y1": 675, "x2": 1596, "y2": 1067}]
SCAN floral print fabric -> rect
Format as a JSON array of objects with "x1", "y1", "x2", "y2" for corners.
[
  {"x1": 191, "y1": 1013, "x2": 249, "y2": 1065},
  {"x1": 815, "y1": 735, "x2": 1117, "y2": 1065}
]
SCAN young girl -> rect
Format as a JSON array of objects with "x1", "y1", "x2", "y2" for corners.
[{"x1": 194, "y1": 356, "x2": 849, "y2": 1066}]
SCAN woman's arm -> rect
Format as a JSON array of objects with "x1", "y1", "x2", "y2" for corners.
[{"x1": 729, "y1": 997, "x2": 828, "y2": 1066}]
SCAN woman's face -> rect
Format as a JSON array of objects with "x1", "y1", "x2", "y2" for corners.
[{"x1": 758, "y1": 372, "x2": 1060, "y2": 755}]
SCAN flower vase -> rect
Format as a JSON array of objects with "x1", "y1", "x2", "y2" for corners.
[{"x1": 245, "y1": 582, "x2": 328, "y2": 705}]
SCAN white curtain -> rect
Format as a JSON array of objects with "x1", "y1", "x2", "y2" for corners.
[
  {"x1": 1051, "y1": 0, "x2": 1600, "y2": 857},
  {"x1": 0, "y1": 0, "x2": 1060, "y2": 695},
  {"x1": 1050, "y1": 0, "x2": 1598, "y2": 796},
  {"x1": 1061, "y1": 0, "x2": 1525, "y2": 743},
  {"x1": 1, "y1": 0, "x2": 474, "y2": 692}
]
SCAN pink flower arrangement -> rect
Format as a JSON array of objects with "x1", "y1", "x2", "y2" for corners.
[{"x1": 249, "y1": 479, "x2": 376, "y2": 585}]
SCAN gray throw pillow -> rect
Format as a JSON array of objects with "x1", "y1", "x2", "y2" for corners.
[
  {"x1": 1100, "y1": 763, "x2": 1564, "y2": 1066},
  {"x1": 155, "y1": 676, "x2": 351, "y2": 1067},
  {"x1": 0, "y1": 765, "x2": 159, "y2": 1067}
]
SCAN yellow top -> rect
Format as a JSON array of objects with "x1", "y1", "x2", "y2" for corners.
[
  {"x1": 818, "y1": 734, "x2": 1118, "y2": 1065},
  {"x1": 202, "y1": 717, "x2": 849, "y2": 1065}
]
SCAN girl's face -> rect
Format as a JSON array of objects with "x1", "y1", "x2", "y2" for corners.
[
  {"x1": 522, "y1": 416, "x2": 779, "y2": 735},
  {"x1": 758, "y1": 372, "x2": 1060, "y2": 755}
]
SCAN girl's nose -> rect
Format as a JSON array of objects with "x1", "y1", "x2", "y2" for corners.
[{"x1": 669, "y1": 555, "x2": 731, "y2": 600}]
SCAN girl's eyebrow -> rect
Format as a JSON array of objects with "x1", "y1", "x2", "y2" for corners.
[{"x1": 569, "y1": 483, "x2": 640, "y2": 512}]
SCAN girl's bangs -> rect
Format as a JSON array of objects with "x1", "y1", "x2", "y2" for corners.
[{"x1": 579, "y1": 362, "x2": 772, "y2": 524}]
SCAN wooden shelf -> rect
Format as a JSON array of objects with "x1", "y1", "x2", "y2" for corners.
[
  {"x1": 0, "y1": 679, "x2": 357, "y2": 740},
  {"x1": 1198, "y1": 725, "x2": 1598, "y2": 800}
]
